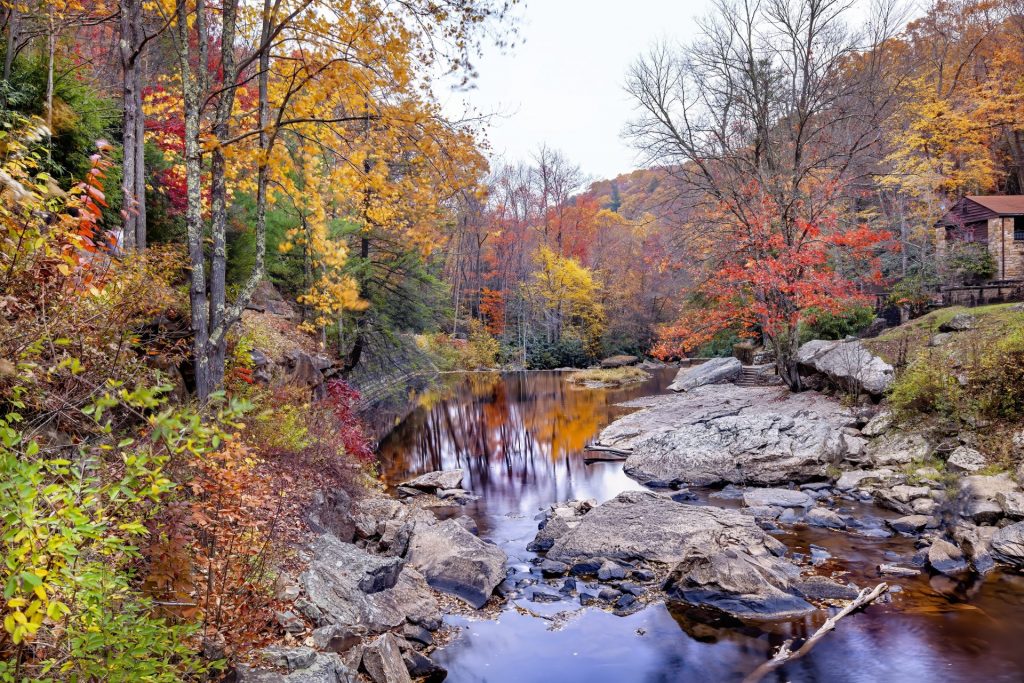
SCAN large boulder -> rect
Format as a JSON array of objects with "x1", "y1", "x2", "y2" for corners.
[
  {"x1": 992, "y1": 521, "x2": 1024, "y2": 567},
  {"x1": 957, "y1": 474, "x2": 1021, "y2": 525},
  {"x1": 543, "y1": 491, "x2": 816, "y2": 619},
  {"x1": 406, "y1": 518, "x2": 506, "y2": 609},
  {"x1": 947, "y1": 446, "x2": 986, "y2": 474},
  {"x1": 360, "y1": 633, "x2": 411, "y2": 683},
  {"x1": 299, "y1": 535, "x2": 438, "y2": 632},
  {"x1": 598, "y1": 386, "x2": 850, "y2": 486},
  {"x1": 797, "y1": 339, "x2": 894, "y2": 397},
  {"x1": 668, "y1": 357, "x2": 742, "y2": 392}
]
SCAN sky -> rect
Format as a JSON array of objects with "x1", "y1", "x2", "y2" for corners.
[{"x1": 439, "y1": 0, "x2": 714, "y2": 183}]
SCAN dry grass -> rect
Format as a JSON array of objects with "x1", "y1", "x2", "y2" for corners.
[
  {"x1": 864, "y1": 303, "x2": 1023, "y2": 367},
  {"x1": 566, "y1": 366, "x2": 650, "y2": 387}
]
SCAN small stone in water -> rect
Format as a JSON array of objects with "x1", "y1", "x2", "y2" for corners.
[
  {"x1": 598, "y1": 561, "x2": 626, "y2": 580},
  {"x1": 599, "y1": 587, "x2": 622, "y2": 601},
  {"x1": 810, "y1": 545, "x2": 831, "y2": 566},
  {"x1": 539, "y1": 559, "x2": 569, "y2": 577},
  {"x1": 620, "y1": 582, "x2": 646, "y2": 597}
]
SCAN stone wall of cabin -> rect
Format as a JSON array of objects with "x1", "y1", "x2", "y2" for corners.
[{"x1": 987, "y1": 217, "x2": 1024, "y2": 280}]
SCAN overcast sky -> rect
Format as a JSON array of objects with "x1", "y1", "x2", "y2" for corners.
[{"x1": 440, "y1": 0, "x2": 714, "y2": 182}]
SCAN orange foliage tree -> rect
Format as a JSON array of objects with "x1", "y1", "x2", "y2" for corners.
[{"x1": 653, "y1": 186, "x2": 891, "y2": 389}]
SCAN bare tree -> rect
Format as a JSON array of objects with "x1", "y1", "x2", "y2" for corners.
[{"x1": 625, "y1": 0, "x2": 903, "y2": 388}]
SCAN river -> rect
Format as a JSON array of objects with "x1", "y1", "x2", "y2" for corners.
[{"x1": 376, "y1": 370, "x2": 1024, "y2": 682}]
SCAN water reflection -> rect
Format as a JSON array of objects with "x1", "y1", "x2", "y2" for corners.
[
  {"x1": 377, "y1": 371, "x2": 1024, "y2": 682},
  {"x1": 377, "y1": 370, "x2": 672, "y2": 552}
]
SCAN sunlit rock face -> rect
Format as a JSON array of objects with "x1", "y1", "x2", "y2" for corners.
[{"x1": 596, "y1": 385, "x2": 852, "y2": 487}]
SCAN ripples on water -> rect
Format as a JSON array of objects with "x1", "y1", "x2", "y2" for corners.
[{"x1": 376, "y1": 370, "x2": 1024, "y2": 683}]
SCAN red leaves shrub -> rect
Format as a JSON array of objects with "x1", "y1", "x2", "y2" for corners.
[{"x1": 324, "y1": 379, "x2": 374, "y2": 463}]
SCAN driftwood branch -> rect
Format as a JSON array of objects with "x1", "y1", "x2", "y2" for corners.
[
  {"x1": 584, "y1": 444, "x2": 632, "y2": 456},
  {"x1": 742, "y1": 582, "x2": 889, "y2": 683}
]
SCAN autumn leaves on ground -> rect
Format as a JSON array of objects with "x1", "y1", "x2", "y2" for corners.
[{"x1": 2, "y1": 0, "x2": 1024, "y2": 680}]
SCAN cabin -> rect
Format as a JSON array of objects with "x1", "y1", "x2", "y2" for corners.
[{"x1": 936, "y1": 195, "x2": 1024, "y2": 281}]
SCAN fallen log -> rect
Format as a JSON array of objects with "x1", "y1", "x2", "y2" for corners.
[
  {"x1": 584, "y1": 444, "x2": 632, "y2": 456},
  {"x1": 742, "y1": 582, "x2": 889, "y2": 683}
]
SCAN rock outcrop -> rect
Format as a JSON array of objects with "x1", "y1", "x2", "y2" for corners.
[
  {"x1": 595, "y1": 386, "x2": 851, "y2": 487},
  {"x1": 796, "y1": 339, "x2": 895, "y2": 397},
  {"x1": 541, "y1": 490, "x2": 823, "y2": 620},
  {"x1": 667, "y1": 357, "x2": 742, "y2": 392}
]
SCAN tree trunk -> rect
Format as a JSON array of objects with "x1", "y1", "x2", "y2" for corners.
[
  {"x1": 178, "y1": 0, "x2": 211, "y2": 400},
  {"x1": 119, "y1": 0, "x2": 144, "y2": 251},
  {"x1": 3, "y1": 6, "x2": 20, "y2": 85}
]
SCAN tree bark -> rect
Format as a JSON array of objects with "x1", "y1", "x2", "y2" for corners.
[
  {"x1": 119, "y1": 0, "x2": 144, "y2": 251},
  {"x1": 177, "y1": 0, "x2": 211, "y2": 400}
]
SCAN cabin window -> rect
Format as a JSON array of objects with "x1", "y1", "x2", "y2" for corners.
[{"x1": 1015, "y1": 216, "x2": 1024, "y2": 241}]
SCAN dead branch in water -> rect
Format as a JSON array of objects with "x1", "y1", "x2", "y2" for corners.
[{"x1": 742, "y1": 582, "x2": 889, "y2": 683}]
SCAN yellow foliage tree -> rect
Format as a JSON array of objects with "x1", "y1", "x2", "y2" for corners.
[{"x1": 523, "y1": 246, "x2": 605, "y2": 356}]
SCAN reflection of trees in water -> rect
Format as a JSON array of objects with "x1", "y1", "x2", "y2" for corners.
[{"x1": 377, "y1": 371, "x2": 671, "y2": 501}]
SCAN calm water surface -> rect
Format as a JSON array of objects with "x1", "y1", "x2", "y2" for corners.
[{"x1": 376, "y1": 370, "x2": 1024, "y2": 683}]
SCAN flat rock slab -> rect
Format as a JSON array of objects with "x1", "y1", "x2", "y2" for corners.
[
  {"x1": 543, "y1": 490, "x2": 817, "y2": 620},
  {"x1": 597, "y1": 385, "x2": 852, "y2": 486},
  {"x1": 407, "y1": 518, "x2": 507, "y2": 609},
  {"x1": 400, "y1": 469, "x2": 464, "y2": 492}
]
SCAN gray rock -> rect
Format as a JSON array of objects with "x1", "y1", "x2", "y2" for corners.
[
  {"x1": 835, "y1": 469, "x2": 896, "y2": 491},
  {"x1": 865, "y1": 433, "x2": 930, "y2": 467},
  {"x1": 795, "y1": 576, "x2": 860, "y2": 600},
  {"x1": 947, "y1": 446, "x2": 986, "y2": 474},
  {"x1": 406, "y1": 518, "x2": 507, "y2": 608},
  {"x1": 599, "y1": 386, "x2": 851, "y2": 486},
  {"x1": 992, "y1": 521, "x2": 1024, "y2": 567},
  {"x1": 958, "y1": 474, "x2": 1021, "y2": 525},
  {"x1": 841, "y1": 433, "x2": 868, "y2": 460},
  {"x1": 928, "y1": 539, "x2": 968, "y2": 575},
  {"x1": 598, "y1": 587, "x2": 622, "y2": 601},
  {"x1": 950, "y1": 520, "x2": 999, "y2": 573},
  {"x1": 597, "y1": 560, "x2": 627, "y2": 580},
  {"x1": 929, "y1": 333, "x2": 953, "y2": 347},
  {"x1": 600, "y1": 354, "x2": 640, "y2": 368},
  {"x1": 797, "y1": 340, "x2": 895, "y2": 396},
  {"x1": 999, "y1": 491, "x2": 1024, "y2": 520},
  {"x1": 887, "y1": 485, "x2": 932, "y2": 504},
  {"x1": 938, "y1": 313, "x2": 976, "y2": 332},
  {"x1": 538, "y1": 559, "x2": 569, "y2": 577},
  {"x1": 300, "y1": 535, "x2": 439, "y2": 633},
  {"x1": 888, "y1": 515, "x2": 931, "y2": 534},
  {"x1": 545, "y1": 491, "x2": 812, "y2": 620},
  {"x1": 806, "y1": 507, "x2": 846, "y2": 529},
  {"x1": 400, "y1": 469, "x2": 464, "y2": 492},
  {"x1": 743, "y1": 488, "x2": 810, "y2": 508},
  {"x1": 665, "y1": 548, "x2": 813, "y2": 620},
  {"x1": 361, "y1": 633, "x2": 411, "y2": 683},
  {"x1": 312, "y1": 624, "x2": 361, "y2": 654},
  {"x1": 262, "y1": 647, "x2": 317, "y2": 671},
  {"x1": 402, "y1": 623, "x2": 433, "y2": 647},
  {"x1": 308, "y1": 489, "x2": 356, "y2": 543},
  {"x1": 912, "y1": 498, "x2": 940, "y2": 516},
  {"x1": 861, "y1": 411, "x2": 893, "y2": 437},
  {"x1": 667, "y1": 357, "x2": 742, "y2": 392},
  {"x1": 402, "y1": 651, "x2": 446, "y2": 682},
  {"x1": 236, "y1": 653, "x2": 356, "y2": 683}
]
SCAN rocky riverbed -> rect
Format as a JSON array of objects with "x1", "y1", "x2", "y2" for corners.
[{"x1": 242, "y1": 369, "x2": 1024, "y2": 682}]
